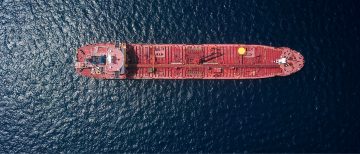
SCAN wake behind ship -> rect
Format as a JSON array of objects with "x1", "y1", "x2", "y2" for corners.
[{"x1": 75, "y1": 43, "x2": 304, "y2": 79}]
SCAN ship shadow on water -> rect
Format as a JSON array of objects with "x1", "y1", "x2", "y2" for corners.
[{"x1": 125, "y1": 45, "x2": 140, "y2": 78}]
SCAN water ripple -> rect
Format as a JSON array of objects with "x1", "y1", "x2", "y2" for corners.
[{"x1": 1, "y1": 0, "x2": 360, "y2": 153}]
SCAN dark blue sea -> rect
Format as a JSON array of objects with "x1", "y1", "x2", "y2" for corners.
[{"x1": 1, "y1": 0, "x2": 360, "y2": 153}]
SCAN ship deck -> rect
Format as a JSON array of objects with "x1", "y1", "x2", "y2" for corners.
[{"x1": 125, "y1": 44, "x2": 283, "y2": 79}]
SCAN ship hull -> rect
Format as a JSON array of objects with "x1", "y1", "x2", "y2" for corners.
[{"x1": 75, "y1": 43, "x2": 304, "y2": 79}]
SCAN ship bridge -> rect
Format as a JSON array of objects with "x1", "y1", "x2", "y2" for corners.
[{"x1": 75, "y1": 43, "x2": 127, "y2": 79}]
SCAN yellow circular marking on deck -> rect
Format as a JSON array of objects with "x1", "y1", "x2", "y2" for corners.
[{"x1": 238, "y1": 47, "x2": 246, "y2": 55}]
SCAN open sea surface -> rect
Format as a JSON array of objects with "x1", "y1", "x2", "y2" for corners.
[{"x1": 1, "y1": 0, "x2": 360, "y2": 153}]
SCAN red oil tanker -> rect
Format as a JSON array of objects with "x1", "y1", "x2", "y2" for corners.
[{"x1": 75, "y1": 43, "x2": 304, "y2": 79}]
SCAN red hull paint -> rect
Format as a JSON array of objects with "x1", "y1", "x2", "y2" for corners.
[{"x1": 75, "y1": 43, "x2": 304, "y2": 79}]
